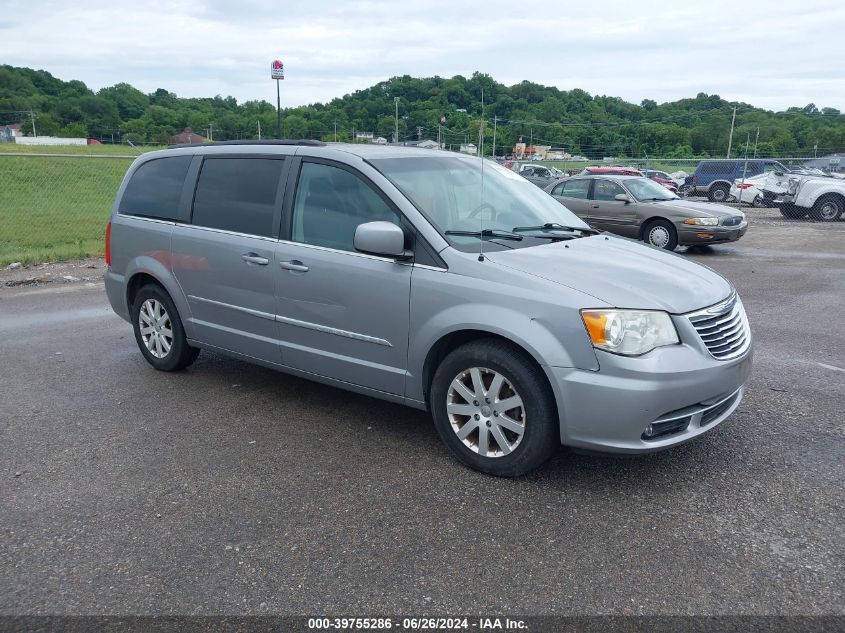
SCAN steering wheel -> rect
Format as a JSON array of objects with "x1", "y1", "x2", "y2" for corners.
[{"x1": 467, "y1": 202, "x2": 497, "y2": 220}]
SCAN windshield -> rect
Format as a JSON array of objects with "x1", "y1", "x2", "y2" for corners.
[
  {"x1": 624, "y1": 177, "x2": 679, "y2": 201},
  {"x1": 370, "y1": 155, "x2": 589, "y2": 250}
]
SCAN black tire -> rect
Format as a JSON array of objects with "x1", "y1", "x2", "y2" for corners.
[
  {"x1": 752, "y1": 194, "x2": 765, "y2": 208},
  {"x1": 429, "y1": 339, "x2": 559, "y2": 477},
  {"x1": 779, "y1": 204, "x2": 808, "y2": 220},
  {"x1": 708, "y1": 184, "x2": 730, "y2": 202},
  {"x1": 809, "y1": 194, "x2": 844, "y2": 222},
  {"x1": 643, "y1": 218, "x2": 678, "y2": 251},
  {"x1": 132, "y1": 284, "x2": 200, "y2": 371}
]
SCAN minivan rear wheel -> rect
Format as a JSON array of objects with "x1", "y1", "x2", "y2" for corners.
[
  {"x1": 132, "y1": 284, "x2": 200, "y2": 371},
  {"x1": 429, "y1": 339, "x2": 558, "y2": 477}
]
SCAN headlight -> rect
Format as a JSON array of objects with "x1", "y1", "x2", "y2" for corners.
[
  {"x1": 683, "y1": 217, "x2": 719, "y2": 226},
  {"x1": 581, "y1": 309, "x2": 679, "y2": 356}
]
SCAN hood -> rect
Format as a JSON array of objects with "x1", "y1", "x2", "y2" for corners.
[
  {"x1": 649, "y1": 198, "x2": 741, "y2": 218},
  {"x1": 486, "y1": 235, "x2": 732, "y2": 314}
]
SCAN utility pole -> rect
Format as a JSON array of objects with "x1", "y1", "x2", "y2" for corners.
[
  {"x1": 257, "y1": 119, "x2": 261, "y2": 140},
  {"x1": 29, "y1": 109, "x2": 37, "y2": 137},
  {"x1": 814, "y1": 143, "x2": 818, "y2": 159},
  {"x1": 753, "y1": 127, "x2": 760, "y2": 158},
  {"x1": 739, "y1": 133, "x2": 751, "y2": 199},
  {"x1": 276, "y1": 79, "x2": 282, "y2": 139},
  {"x1": 416, "y1": 125, "x2": 422, "y2": 141},
  {"x1": 334, "y1": 119, "x2": 338, "y2": 143},
  {"x1": 492, "y1": 116, "x2": 498, "y2": 158},
  {"x1": 726, "y1": 105, "x2": 737, "y2": 158},
  {"x1": 352, "y1": 126, "x2": 355, "y2": 144},
  {"x1": 394, "y1": 97, "x2": 400, "y2": 144},
  {"x1": 530, "y1": 127, "x2": 533, "y2": 148}
]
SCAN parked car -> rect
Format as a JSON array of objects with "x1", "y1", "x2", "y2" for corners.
[
  {"x1": 578, "y1": 166, "x2": 643, "y2": 177},
  {"x1": 729, "y1": 173, "x2": 770, "y2": 206},
  {"x1": 105, "y1": 141, "x2": 752, "y2": 477},
  {"x1": 545, "y1": 175, "x2": 747, "y2": 250},
  {"x1": 686, "y1": 159, "x2": 790, "y2": 202},
  {"x1": 641, "y1": 169, "x2": 679, "y2": 193},
  {"x1": 518, "y1": 164, "x2": 559, "y2": 187},
  {"x1": 762, "y1": 171, "x2": 845, "y2": 221}
]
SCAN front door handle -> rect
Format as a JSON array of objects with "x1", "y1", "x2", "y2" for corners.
[
  {"x1": 241, "y1": 253, "x2": 269, "y2": 265},
  {"x1": 279, "y1": 260, "x2": 309, "y2": 272}
]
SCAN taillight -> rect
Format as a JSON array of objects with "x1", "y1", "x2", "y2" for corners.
[
  {"x1": 105, "y1": 221, "x2": 112, "y2": 266},
  {"x1": 737, "y1": 183, "x2": 753, "y2": 189}
]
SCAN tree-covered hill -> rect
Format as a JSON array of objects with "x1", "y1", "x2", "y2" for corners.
[{"x1": 2, "y1": 65, "x2": 843, "y2": 159}]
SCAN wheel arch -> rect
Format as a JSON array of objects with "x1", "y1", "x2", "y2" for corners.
[
  {"x1": 420, "y1": 328, "x2": 557, "y2": 413},
  {"x1": 638, "y1": 215, "x2": 674, "y2": 240},
  {"x1": 708, "y1": 179, "x2": 732, "y2": 191},
  {"x1": 811, "y1": 191, "x2": 845, "y2": 210},
  {"x1": 123, "y1": 257, "x2": 194, "y2": 338}
]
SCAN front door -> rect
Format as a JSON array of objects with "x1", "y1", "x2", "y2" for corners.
[
  {"x1": 588, "y1": 178, "x2": 638, "y2": 237},
  {"x1": 274, "y1": 159, "x2": 412, "y2": 396}
]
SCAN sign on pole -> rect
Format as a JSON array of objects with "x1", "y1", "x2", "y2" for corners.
[{"x1": 271, "y1": 60, "x2": 285, "y2": 80}]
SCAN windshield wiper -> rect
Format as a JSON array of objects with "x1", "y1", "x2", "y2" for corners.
[
  {"x1": 642, "y1": 197, "x2": 674, "y2": 202},
  {"x1": 445, "y1": 228, "x2": 523, "y2": 241},
  {"x1": 512, "y1": 222, "x2": 599, "y2": 235}
]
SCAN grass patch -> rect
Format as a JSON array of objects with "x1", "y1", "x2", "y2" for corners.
[
  {"x1": 0, "y1": 154, "x2": 134, "y2": 265},
  {"x1": 0, "y1": 143, "x2": 165, "y2": 156}
]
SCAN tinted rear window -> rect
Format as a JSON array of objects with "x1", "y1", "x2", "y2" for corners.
[
  {"x1": 191, "y1": 158, "x2": 285, "y2": 237},
  {"x1": 119, "y1": 156, "x2": 192, "y2": 219}
]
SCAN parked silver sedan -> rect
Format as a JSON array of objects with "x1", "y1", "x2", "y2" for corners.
[{"x1": 544, "y1": 175, "x2": 748, "y2": 250}]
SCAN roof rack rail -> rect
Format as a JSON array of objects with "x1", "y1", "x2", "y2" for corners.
[{"x1": 168, "y1": 139, "x2": 327, "y2": 149}]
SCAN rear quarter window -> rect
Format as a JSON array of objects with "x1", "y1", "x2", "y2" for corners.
[{"x1": 118, "y1": 156, "x2": 192, "y2": 220}]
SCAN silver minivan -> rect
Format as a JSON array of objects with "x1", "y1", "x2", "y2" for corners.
[{"x1": 105, "y1": 141, "x2": 752, "y2": 476}]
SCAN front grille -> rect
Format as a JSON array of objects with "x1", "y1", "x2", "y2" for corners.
[
  {"x1": 687, "y1": 295, "x2": 751, "y2": 360},
  {"x1": 722, "y1": 216, "x2": 742, "y2": 227}
]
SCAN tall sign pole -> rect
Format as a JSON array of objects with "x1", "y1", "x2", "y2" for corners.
[{"x1": 271, "y1": 60, "x2": 285, "y2": 139}]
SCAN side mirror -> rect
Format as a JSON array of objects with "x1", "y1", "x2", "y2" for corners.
[
  {"x1": 354, "y1": 221, "x2": 411, "y2": 259},
  {"x1": 615, "y1": 193, "x2": 632, "y2": 203}
]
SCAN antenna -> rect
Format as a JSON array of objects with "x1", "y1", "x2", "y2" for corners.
[{"x1": 478, "y1": 88, "x2": 486, "y2": 262}]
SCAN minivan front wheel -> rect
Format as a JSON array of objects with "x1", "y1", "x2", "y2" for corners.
[
  {"x1": 430, "y1": 339, "x2": 558, "y2": 476},
  {"x1": 132, "y1": 284, "x2": 200, "y2": 371}
]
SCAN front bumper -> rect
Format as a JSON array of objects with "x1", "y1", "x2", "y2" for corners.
[
  {"x1": 678, "y1": 221, "x2": 747, "y2": 245},
  {"x1": 550, "y1": 317, "x2": 752, "y2": 453}
]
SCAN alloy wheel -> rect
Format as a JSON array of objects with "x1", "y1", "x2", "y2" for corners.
[
  {"x1": 138, "y1": 298, "x2": 173, "y2": 359},
  {"x1": 446, "y1": 367, "x2": 526, "y2": 457}
]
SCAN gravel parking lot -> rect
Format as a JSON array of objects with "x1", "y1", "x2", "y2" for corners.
[{"x1": 1, "y1": 206, "x2": 843, "y2": 616}]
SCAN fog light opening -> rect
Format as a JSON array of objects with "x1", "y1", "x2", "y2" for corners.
[{"x1": 697, "y1": 232, "x2": 714, "y2": 239}]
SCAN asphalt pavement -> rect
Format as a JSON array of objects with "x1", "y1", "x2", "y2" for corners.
[{"x1": 1, "y1": 208, "x2": 843, "y2": 616}]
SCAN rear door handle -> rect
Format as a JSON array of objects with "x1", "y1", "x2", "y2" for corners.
[
  {"x1": 241, "y1": 253, "x2": 269, "y2": 265},
  {"x1": 279, "y1": 260, "x2": 309, "y2": 272}
]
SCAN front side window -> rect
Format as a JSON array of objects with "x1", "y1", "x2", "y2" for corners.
[
  {"x1": 119, "y1": 156, "x2": 192, "y2": 220},
  {"x1": 291, "y1": 162, "x2": 399, "y2": 252},
  {"x1": 192, "y1": 158, "x2": 284, "y2": 237},
  {"x1": 592, "y1": 179, "x2": 626, "y2": 201}
]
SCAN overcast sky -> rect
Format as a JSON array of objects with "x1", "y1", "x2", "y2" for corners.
[{"x1": 2, "y1": 0, "x2": 844, "y2": 112}]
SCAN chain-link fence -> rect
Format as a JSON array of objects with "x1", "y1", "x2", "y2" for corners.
[{"x1": 0, "y1": 152, "x2": 133, "y2": 265}]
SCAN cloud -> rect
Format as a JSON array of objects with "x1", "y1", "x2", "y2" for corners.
[{"x1": 1, "y1": 0, "x2": 843, "y2": 111}]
